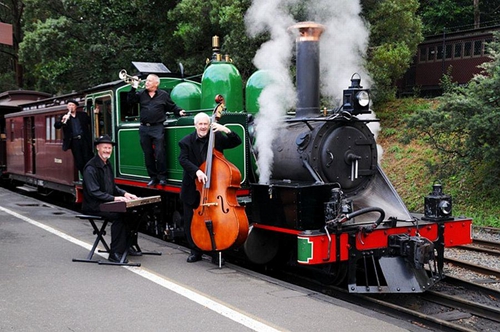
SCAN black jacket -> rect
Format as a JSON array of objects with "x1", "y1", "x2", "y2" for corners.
[
  {"x1": 82, "y1": 155, "x2": 126, "y2": 213},
  {"x1": 178, "y1": 130, "x2": 241, "y2": 206},
  {"x1": 54, "y1": 111, "x2": 92, "y2": 151}
]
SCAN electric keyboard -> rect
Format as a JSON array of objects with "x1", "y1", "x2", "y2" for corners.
[{"x1": 100, "y1": 195, "x2": 161, "y2": 213}]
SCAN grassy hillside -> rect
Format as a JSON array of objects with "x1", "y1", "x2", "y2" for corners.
[{"x1": 375, "y1": 98, "x2": 500, "y2": 227}]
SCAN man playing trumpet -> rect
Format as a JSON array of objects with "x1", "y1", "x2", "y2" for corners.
[
  {"x1": 127, "y1": 74, "x2": 186, "y2": 187},
  {"x1": 54, "y1": 99, "x2": 94, "y2": 174}
]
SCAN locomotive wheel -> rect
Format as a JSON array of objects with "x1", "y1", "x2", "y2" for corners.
[
  {"x1": 243, "y1": 227, "x2": 280, "y2": 265},
  {"x1": 312, "y1": 262, "x2": 348, "y2": 286}
]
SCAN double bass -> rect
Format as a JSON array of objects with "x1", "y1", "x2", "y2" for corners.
[{"x1": 191, "y1": 95, "x2": 249, "y2": 252}]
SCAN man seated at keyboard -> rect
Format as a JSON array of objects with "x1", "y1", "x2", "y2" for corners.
[{"x1": 81, "y1": 135, "x2": 138, "y2": 263}]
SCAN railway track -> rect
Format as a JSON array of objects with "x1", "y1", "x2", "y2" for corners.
[
  {"x1": 267, "y1": 269, "x2": 500, "y2": 332},
  {"x1": 261, "y1": 228, "x2": 500, "y2": 332},
  {"x1": 445, "y1": 239, "x2": 500, "y2": 280}
]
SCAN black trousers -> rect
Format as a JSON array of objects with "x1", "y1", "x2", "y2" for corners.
[
  {"x1": 139, "y1": 124, "x2": 166, "y2": 181},
  {"x1": 183, "y1": 202, "x2": 202, "y2": 256},
  {"x1": 86, "y1": 211, "x2": 130, "y2": 255},
  {"x1": 71, "y1": 138, "x2": 93, "y2": 173}
]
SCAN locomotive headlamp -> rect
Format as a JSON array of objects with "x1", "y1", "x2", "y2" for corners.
[
  {"x1": 422, "y1": 183, "x2": 453, "y2": 221},
  {"x1": 357, "y1": 90, "x2": 370, "y2": 107},
  {"x1": 343, "y1": 73, "x2": 371, "y2": 115}
]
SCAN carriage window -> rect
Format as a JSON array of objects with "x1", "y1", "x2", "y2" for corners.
[
  {"x1": 46, "y1": 116, "x2": 61, "y2": 142},
  {"x1": 445, "y1": 44, "x2": 452, "y2": 59},
  {"x1": 436, "y1": 45, "x2": 443, "y2": 60},
  {"x1": 473, "y1": 40, "x2": 482, "y2": 56},
  {"x1": 464, "y1": 42, "x2": 472, "y2": 57},
  {"x1": 119, "y1": 91, "x2": 139, "y2": 123},
  {"x1": 419, "y1": 47, "x2": 427, "y2": 62},
  {"x1": 93, "y1": 96, "x2": 112, "y2": 138},
  {"x1": 427, "y1": 46, "x2": 435, "y2": 61},
  {"x1": 454, "y1": 42, "x2": 462, "y2": 58}
]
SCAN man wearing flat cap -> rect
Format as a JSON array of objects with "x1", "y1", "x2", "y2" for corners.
[
  {"x1": 82, "y1": 135, "x2": 139, "y2": 263},
  {"x1": 54, "y1": 99, "x2": 93, "y2": 174}
]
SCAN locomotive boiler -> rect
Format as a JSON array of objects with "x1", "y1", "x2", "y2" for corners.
[{"x1": 243, "y1": 22, "x2": 472, "y2": 293}]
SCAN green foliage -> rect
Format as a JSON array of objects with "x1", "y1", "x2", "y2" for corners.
[
  {"x1": 439, "y1": 65, "x2": 458, "y2": 94},
  {"x1": 19, "y1": 0, "x2": 181, "y2": 93},
  {"x1": 418, "y1": 0, "x2": 474, "y2": 34},
  {"x1": 364, "y1": 0, "x2": 423, "y2": 104},
  {"x1": 378, "y1": 97, "x2": 500, "y2": 226},
  {"x1": 167, "y1": 0, "x2": 260, "y2": 80},
  {"x1": 418, "y1": 0, "x2": 500, "y2": 35}
]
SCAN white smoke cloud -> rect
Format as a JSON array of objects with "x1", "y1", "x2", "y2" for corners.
[
  {"x1": 245, "y1": 0, "x2": 298, "y2": 184},
  {"x1": 245, "y1": 0, "x2": 375, "y2": 183},
  {"x1": 310, "y1": 0, "x2": 371, "y2": 102}
]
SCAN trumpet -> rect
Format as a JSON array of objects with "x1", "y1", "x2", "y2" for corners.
[{"x1": 119, "y1": 69, "x2": 143, "y2": 87}]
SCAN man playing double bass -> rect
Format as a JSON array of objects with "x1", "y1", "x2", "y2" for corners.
[{"x1": 178, "y1": 112, "x2": 242, "y2": 265}]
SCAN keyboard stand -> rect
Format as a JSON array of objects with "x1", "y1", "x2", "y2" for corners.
[
  {"x1": 73, "y1": 214, "x2": 141, "y2": 267},
  {"x1": 130, "y1": 228, "x2": 162, "y2": 257},
  {"x1": 98, "y1": 209, "x2": 161, "y2": 267}
]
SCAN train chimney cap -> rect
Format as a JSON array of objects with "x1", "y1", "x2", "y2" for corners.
[{"x1": 288, "y1": 22, "x2": 325, "y2": 41}]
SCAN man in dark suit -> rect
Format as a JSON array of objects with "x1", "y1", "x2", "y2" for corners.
[
  {"x1": 178, "y1": 112, "x2": 241, "y2": 264},
  {"x1": 53, "y1": 99, "x2": 93, "y2": 173}
]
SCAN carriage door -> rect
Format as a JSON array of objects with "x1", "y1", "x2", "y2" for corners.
[
  {"x1": 90, "y1": 95, "x2": 113, "y2": 138},
  {"x1": 23, "y1": 116, "x2": 36, "y2": 174}
]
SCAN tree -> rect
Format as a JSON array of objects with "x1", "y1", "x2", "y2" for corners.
[
  {"x1": 0, "y1": 0, "x2": 25, "y2": 90},
  {"x1": 405, "y1": 32, "x2": 500, "y2": 188},
  {"x1": 363, "y1": 0, "x2": 423, "y2": 103},
  {"x1": 19, "y1": 0, "x2": 181, "y2": 93},
  {"x1": 419, "y1": 0, "x2": 500, "y2": 35},
  {"x1": 12, "y1": 0, "x2": 423, "y2": 101},
  {"x1": 167, "y1": 0, "x2": 261, "y2": 81}
]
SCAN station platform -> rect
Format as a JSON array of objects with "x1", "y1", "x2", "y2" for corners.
[{"x1": 0, "y1": 187, "x2": 427, "y2": 331}]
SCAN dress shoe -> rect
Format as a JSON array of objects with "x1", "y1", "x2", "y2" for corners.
[
  {"x1": 187, "y1": 254, "x2": 202, "y2": 263},
  {"x1": 128, "y1": 248, "x2": 143, "y2": 256},
  {"x1": 147, "y1": 179, "x2": 159, "y2": 187},
  {"x1": 108, "y1": 252, "x2": 128, "y2": 264},
  {"x1": 159, "y1": 179, "x2": 167, "y2": 186},
  {"x1": 211, "y1": 255, "x2": 225, "y2": 266}
]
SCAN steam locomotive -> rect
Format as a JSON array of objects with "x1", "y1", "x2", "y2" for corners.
[{"x1": 0, "y1": 22, "x2": 472, "y2": 293}]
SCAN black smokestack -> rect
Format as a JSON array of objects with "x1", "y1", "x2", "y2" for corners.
[{"x1": 289, "y1": 22, "x2": 325, "y2": 118}]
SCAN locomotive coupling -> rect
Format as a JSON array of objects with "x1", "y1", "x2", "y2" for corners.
[{"x1": 388, "y1": 234, "x2": 435, "y2": 270}]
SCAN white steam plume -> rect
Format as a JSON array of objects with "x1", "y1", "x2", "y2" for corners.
[
  {"x1": 245, "y1": 0, "x2": 298, "y2": 184},
  {"x1": 246, "y1": 0, "x2": 377, "y2": 182}
]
